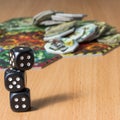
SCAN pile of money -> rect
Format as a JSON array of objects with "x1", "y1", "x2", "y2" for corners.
[{"x1": 33, "y1": 10, "x2": 120, "y2": 54}]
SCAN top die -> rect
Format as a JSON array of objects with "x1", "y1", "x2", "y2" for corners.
[{"x1": 9, "y1": 46, "x2": 34, "y2": 71}]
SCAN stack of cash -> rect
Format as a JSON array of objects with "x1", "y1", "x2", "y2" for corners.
[{"x1": 33, "y1": 10, "x2": 120, "y2": 54}]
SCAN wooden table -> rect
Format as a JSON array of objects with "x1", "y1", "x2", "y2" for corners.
[{"x1": 0, "y1": 0, "x2": 120, "y2": 119}]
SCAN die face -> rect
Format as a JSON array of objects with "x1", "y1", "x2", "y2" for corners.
[
  {"x1": 10, "y1": 88, "x2": 31, "y2": 112},
  {"x1": 9, "y1": 46, "x2": 34, "y2": 71},
  {"x1": 17, "y1": 52, "x2": 34, "y2": 71},
  {"x1": 9, "y1": 51, "x2": 16, "y2": 67},
  {"x1": 4, "y1": 68, "x2": 26, "y2": 92},
  {"x1": 11, "y1": 46, "x2": 32, "y2": 53}
]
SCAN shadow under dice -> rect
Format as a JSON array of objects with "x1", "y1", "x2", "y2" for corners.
[
  {"x1": 10, "y1": 88, "x2": 31, "y2": 112},
  {"x1": 4, "y1": 68, "x2": 26, "y2": 92},
  {"x1": 9, "y1": 46, "x2": 34, "y2": 71}
]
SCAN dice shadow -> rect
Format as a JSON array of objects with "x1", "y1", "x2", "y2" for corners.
[{"x1": 31, "y1": 93, "x2": 78, "y2": 111}]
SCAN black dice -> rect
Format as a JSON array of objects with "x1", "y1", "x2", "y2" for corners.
[
  {"x1": 10, "y1": 88, "x2": 31, "y2": 112},
  {"x1": 4, "y1": 68, "x2": 26, "y2": 92},
  {"x1": 9, "y1": 46, "x2": 34, "y2": 71},
  {"x1": 4, "y1": 46, "x2": 34, "y2": 112}
]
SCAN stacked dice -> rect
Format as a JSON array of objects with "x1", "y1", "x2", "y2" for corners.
[{"x1": 4, "y1": 46, "x2": 34, "y2": 112}]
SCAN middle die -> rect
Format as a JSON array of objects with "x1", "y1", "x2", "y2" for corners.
[
  {"x1": 4, "y1": 68, "x2": 26, "y2": 92},
  {"x1": 9, "y1": 46, "x2": 34, "y2": 71}
]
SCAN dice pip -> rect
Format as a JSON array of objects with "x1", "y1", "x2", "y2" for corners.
[
  {"x1": 4, "y1": 46, "x2": 34, "y2": 112},
  {"x1": 10, "y1": 88, "x2": 31, "y2": 112},
  {"x1": 9, "y1": 46, "x2": 34, "y2": 71}
]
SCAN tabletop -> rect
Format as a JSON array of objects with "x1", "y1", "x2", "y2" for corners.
[{"x1": 0, "y1": 0, "x2": 120, "y2": 120}]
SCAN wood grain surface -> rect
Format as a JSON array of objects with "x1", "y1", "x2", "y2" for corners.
[{"x1": 0, "y1": 0, "x2": 120, "y2": 120}]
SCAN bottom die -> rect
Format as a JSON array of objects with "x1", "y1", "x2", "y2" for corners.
[{"x1": 10, "y1": 88, "x2": 31, "y2": 112}]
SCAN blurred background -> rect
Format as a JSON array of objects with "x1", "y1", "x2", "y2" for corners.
[{"x1": 0, "y1": 0, "x2": 120, "y2": 32}]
